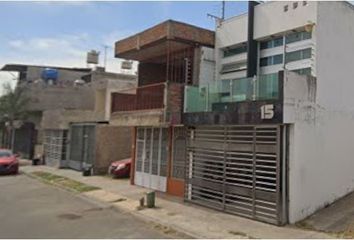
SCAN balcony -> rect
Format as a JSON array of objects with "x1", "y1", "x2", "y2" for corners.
[
  {"x1": 183, "y1": 73, "x2": 283, "y2": 125},
  {"x1": 184, "y1": 73, "x2": 279, "y2": 113},
  {"x1": 110, "y1": 82, "x2": 184, "y2": 126},
  {"x1": 111, "y1": 83, "x2": 165, "y2": 112}
]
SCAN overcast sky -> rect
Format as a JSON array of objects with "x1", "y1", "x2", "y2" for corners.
[{"x1": 0, "y1": 1, "x2": 248, "y2": 95}]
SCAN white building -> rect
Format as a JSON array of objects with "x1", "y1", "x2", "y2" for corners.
[{"x1": 183, "y1": 1, "x2": 354, "y2": 225}]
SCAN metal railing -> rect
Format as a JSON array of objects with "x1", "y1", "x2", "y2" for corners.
[
  {"x1": 111, "y1": 83, "x2": 165, "y2": 113},
  {"x1": 184, "y1": 73, "x2": 279, "y2": 113}
]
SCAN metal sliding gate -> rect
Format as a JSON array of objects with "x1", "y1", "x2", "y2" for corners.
[
  {"x1": 185, "y1": 125, "x2": 286, "y2": 225},
  {"x1": 43, "y1": 130, "x2": 67, "y2": 167}
]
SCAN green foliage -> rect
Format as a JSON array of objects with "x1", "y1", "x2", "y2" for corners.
[
  {"x1": 0, "y1": 83, "x2": 30, "y2": 123},
  {"x1": 32, "y1": 171, "x2": 101, "y2": 193}
]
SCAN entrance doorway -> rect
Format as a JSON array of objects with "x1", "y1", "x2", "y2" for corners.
[{"x1": 134, "y1": 127, "x2": 168, "y2": 192}]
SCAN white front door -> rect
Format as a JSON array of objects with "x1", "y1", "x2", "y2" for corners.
[{"x1": 134, "y1": 127, "x2": 168, "y2": 192}]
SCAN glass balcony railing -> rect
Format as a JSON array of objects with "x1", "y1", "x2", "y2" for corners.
[{"x1": 184, "y1": 73, "x2": 279, "y2": 113}]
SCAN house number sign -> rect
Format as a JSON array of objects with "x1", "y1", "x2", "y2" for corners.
[{"x1": 260, "y1": 104, "x2": 275, "y2": 119}]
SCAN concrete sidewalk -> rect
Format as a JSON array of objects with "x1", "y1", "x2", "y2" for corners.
[{"x1": 21, "y1": 163, "x2": 331, "y2": 239}]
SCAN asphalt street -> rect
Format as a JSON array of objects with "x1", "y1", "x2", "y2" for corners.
[{"x1": 0, "y1": 174, "x2": 170, "y2": 238}]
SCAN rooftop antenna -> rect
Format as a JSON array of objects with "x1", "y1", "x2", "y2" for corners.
[{"x1": 207, "y1": 1, "x2": 225, "y2": 27}]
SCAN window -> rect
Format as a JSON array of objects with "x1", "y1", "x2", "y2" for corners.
[
  {"x1": 260, "y1": 37, "x2": 283, "y2": 50},
  {"x1": 293, "y1": 2, "x2": 298, "y2": 9},
  {"x1": 220, "y1": 61, "x2": 247, "y2": 74},
  {"x1": 273, "y1": 37, "x2": 284, "y2": 47},
  {"x1": 219, "y1": 79, "x2": 231, "y2": 98},
  {"x1": 273, "y1": 54, "x2": 283, "y2": 65},
  {"x1": 285, "y1": 48, "x2": 312, "y2": 63},
  {"x1": 286, "y1": 31, "x2": 312, "y2": 44},
  {"x1": 223, "y1": 44, "x2": 247, "y2": 58},
  {"x1": 260, "y1": 54, "x2": 283, "y2": 67},
  {"x1": 284, "y1": 5, "x2": 289, "y2": 12},
  {"x1": 260, "y1": 57, "x2": 270, "y2": 67},
  {"x1": 292, "y1": 67, "x2": 312, "y2": 75},
  {"x1": 303, "y1": 1, "x2": 308, "y2": 6}
]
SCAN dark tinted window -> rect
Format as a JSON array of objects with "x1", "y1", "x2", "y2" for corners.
[
  {"x1": 286, "y1": 31, "x2": 312, "y2": 44},
  {"x1": 292, "y1": 67, "x2": 312, "y2": 75},
  {"x1": 273, "y1": 54, "x2": 283, "y2": 65},
  {"x1": 260, "y1": 54, "x2": 283, "y2": 67},
  {"x1": 260, "y1": 37, "x2": 283, "y2": 50},
  {"x1": 223, "y1": 44, "x2": 247, "y2": 58},
  {"x1": 285, "y1": 48, "x2": 312, "y2": 63},
  {"x1": 273, "y1": 37, "x2": 284, "y2": 47}
]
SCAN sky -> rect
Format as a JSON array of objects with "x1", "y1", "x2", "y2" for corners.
[{"x1": 0, "y1": 1, "x2": 248, "y2": 94}]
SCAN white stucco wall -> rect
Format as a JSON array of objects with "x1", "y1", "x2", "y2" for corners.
[
  {"x1": 198, "y1": 47, "x2": 215, "y2": 86},
  {"x1": 214, "y1": 14, "x2": 248, "y2": 82},
  {"x1": 216, "y1": 14, "x2": 248, "y2": 48},
  {"x1": 286, "y1": 1, "x2": 354, "y2": 223},
  {"x1": 254, "y1": 1, "x2": 317, "y2": 40}
]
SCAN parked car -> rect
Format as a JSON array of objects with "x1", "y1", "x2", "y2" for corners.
[
  {"x1": 0, "y1": 149, "x2": 19, "y2": 175},
  {"x1": 108, "y1": 158, "x2": 131, "y2": 178}
]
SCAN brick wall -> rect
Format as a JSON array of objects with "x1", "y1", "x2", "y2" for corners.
[
  {"x1": 115, "y1": 20, "x2": 215, "y2": 58},
  {"x1": 166, "y1": 83, "x2": 184, "y2": 124},
  {"x1": 171, "y1": 21, "x2": 214, "y2": 47}
]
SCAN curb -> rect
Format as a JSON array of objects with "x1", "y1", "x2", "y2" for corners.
[{"x1": 22, "y1": 170, "x2": 198, "y2": 239}]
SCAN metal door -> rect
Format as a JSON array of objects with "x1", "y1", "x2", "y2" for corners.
[
  {"x1": 185, "y1": 125, "x2": 286, "y2": 225},
  {"x1": 172, "y1": 127, "x2": 187, "y2": 179},
  {"x1": 43, "y1": 130, "x2": 67, "y2": 167},
  {"x1": 68, "y1": 124, "x2": 95, "y2": 171},
  {"x1": 135, "y1": 127, "x2": 168, "y2": 192}
]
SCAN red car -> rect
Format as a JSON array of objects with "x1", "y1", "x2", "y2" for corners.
[
  {"x1": 0, "y1": 149, "x2": 19, "y2": 175},
  {"x1": 109, "y1": 158, "x2": 131, "y2": 178}
]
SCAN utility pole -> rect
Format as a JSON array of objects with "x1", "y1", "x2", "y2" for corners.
[{"x1": 222, "y1": 0, "x2": 225, "y2": 20}]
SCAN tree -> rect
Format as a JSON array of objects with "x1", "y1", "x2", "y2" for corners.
[{"x1": 0, "y1": 83, "x2": 30, "y2": 150}]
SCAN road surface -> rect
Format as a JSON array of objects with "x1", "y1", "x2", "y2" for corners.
[{"x1": 0, "y1": 174, "x2": 171, "y2": 238}]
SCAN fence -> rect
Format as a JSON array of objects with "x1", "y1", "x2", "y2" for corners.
[
  {"x1": 184, "y1": 73, "x2": 279, "y2": 113},
  {"x1": 111, "y1": 83, "x2": 165, "y2": 113}
]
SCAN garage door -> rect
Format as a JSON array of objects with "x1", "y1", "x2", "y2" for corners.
[{"x1": 185, "y1": 125, "x2": 286, "y2": 225}]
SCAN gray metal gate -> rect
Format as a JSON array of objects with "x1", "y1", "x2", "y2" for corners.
[
  {"x1": 43, "y1": 130, "x2": 67, "y2": 167},
  {"x1": 185, "y1": 125, "x2": 286, "y2": 225},
  {"x1": 68, "y1": 124, "x2": 95, "y2": 171}
]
